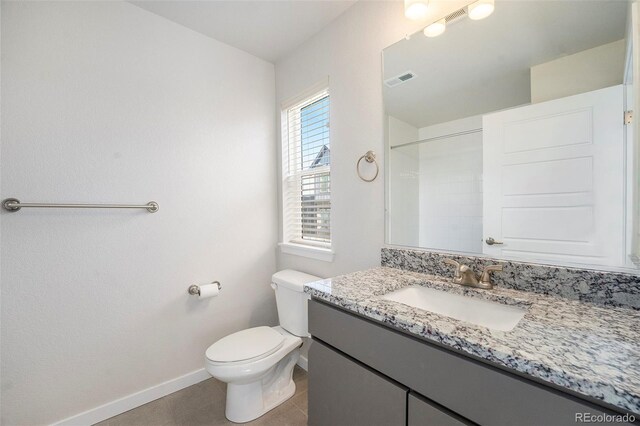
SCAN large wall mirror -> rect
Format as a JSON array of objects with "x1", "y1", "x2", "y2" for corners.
[{"x1": 384, "y1": 0, "x2": 639, "y2": 271}]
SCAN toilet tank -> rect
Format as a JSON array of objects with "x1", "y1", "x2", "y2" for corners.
[{"x1": 271, "y1": 270, "x2": 321, "y2": 337}]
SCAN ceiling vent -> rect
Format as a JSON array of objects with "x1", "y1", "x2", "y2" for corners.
[
  {"x1": 445, "y1": 8, "x2": 467, "y2": 25},
  {"x1": 384, "y1": 71, "x2": 416, "y2": 88}
]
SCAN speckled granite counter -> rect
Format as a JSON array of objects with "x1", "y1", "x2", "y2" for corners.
[{"x1": 304, "y1": 267, "x2": 640, "y2": 415}]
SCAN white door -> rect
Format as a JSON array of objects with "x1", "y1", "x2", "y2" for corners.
[{"x1": 483, "y1": 85, "x2": 625, "y2": 267}]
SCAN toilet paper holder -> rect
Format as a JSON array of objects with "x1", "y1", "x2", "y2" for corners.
[{"x1": 188, "y1": 281, "x2": 222, "y2": 296}]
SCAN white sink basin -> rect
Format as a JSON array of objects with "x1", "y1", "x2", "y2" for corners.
[{"x1": 380, "y1": 286, "x2": 526, "y2": 331}]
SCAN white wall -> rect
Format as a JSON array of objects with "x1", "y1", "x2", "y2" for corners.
[
  {"x1": 629, "y1": 1, "x2": 640, "y2": 264},
  {"x1": 531, "y1": 39, "x2": 626, "y2": 103},
  {"x1": 416, "y1": 116, "x2": 483, "y2": 253},
  {"x1": 1, "y1": 2, "x2": 277, "y2": 424},
  {"x1": 387, "y1": 116, "x2": 419, "y2": 246},
  {"x1": 418, "y1": 115, "x2": 482, "y2": 141},
  {"x1": 388, "y1": 116, "x2": 418, "y2": 149},
  {"x1": 275, "y1": 0, "x2": 468, "y2": 277},
  {"x1": 388, "y1": 114, "x2": 483, "y2": 252}
]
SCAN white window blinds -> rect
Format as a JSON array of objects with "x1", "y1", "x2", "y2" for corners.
[{"x1": 282, "y1": 87, "x2": 331, "y2": 247}]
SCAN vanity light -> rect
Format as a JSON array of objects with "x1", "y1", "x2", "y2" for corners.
[
  {"x1": 467, "y1": 0, "x2": 495, "y2": 20},
  {"x1": 424, "y1": 18, "x2": 446, "y2": 37},
  {"x1": 404, "y1": 0, "x2": 429, "y2": 21}
]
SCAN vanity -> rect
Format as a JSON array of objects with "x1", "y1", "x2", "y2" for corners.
[
  {"x1": 302, "y1": 1, "x2": 640, "y2": 424},
  {"x1": 304, "y1": 253, "x2": 640, "y2": 425}
]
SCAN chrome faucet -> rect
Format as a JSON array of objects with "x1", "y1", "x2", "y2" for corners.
[{"x1": 443, "y1": 259, "x2": 503, "y2": 289}]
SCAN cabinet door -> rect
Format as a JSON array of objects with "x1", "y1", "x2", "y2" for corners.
[
  {"x1": 408, "y1": 392, "x2": 474, "y2": 426},
  {"x1": 308, "y1": 339, "x2": 407, "y2": 426}
]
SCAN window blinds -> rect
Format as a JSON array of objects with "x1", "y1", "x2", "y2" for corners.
[{"x1": 282, "y1": 88, "x2": 331, "y2": 247}]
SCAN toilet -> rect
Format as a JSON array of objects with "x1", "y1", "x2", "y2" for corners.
[{"x1": 204, "y1": 270, "x2": 320, "y2": 423}]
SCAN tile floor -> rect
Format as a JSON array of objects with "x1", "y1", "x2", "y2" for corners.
[{"x1": 96, "y1": 366, "x2": 308, "y2": 426}]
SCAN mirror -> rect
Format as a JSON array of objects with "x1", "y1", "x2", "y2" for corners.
[{"x1": 384, "y1": 0, "x2": 637, "y2": 270}]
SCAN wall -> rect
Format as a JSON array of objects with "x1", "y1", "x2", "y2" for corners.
[
  {"x1": 387, "y1": 116, "x2": 419, "y2": 246},
  {"x1": 1, "y1": 2, "x2": 277, "y2": 424},
  {"x1": 387, "y1": 114, "x2": 483, "y2": 252},
  {"x1": 417, "y1": 116, "x2": 483, "y2": 252},
  {"x1": 531, "y1": 39, "x2": 626, "y2": 103},
  {"x1": 629, "y1": 1, "x2": 640, "y2": 265},
  {"x1": 275, "y1": 0, "x2": 469, "y2": 277}
]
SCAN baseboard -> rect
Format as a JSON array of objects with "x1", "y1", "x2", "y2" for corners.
[
  {"x1": 52, "y1": 368, "x2": 211, "y2": 426},
  {"x1": 297, "y1": 354, "x2": 308, "y2": 371}
]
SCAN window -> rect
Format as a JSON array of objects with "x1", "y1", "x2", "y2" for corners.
[{"x1": 281, "y1": 86, "x2": 332, "y2": 257}]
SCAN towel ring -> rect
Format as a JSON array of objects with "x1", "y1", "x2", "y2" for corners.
[{"x1": 357, "y1": 151, "x2": 379, "y2": 182}]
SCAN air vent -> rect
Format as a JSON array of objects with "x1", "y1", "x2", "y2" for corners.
[
  {"x1": 445, "y1": 7, "x2": 467, "y2": 25},
  {"x1": 384, "y1": 71, "x2": 416, "y2": 88}
]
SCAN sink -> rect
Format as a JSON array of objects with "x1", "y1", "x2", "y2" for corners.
[{"x1": 380, "y1": 286, "x2": 526, "y2": 331}]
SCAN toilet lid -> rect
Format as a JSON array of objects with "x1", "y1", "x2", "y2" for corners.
[{"x1": 206, "y1": 326, "x2": 285, "y2": 363}]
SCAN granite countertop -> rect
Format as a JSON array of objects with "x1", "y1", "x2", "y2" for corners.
[{"x1": 304, "y1": 267, "x2": 640, "y2": 415}]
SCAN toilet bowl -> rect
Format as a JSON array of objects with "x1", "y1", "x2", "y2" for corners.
[
  {"x1": 205, "y1": 326, "x2": 302, "y2": 423},
  {"x1": 204, "y1": 270, "x2": 320, "y2": 423}
]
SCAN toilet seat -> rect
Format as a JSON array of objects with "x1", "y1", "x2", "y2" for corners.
[{"x1": 206, "y1": 326, "x2": 285, "y2": 365}]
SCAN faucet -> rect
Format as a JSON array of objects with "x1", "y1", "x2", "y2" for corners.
[{"x1": 443, "y1": 259, "x2": 503, "y2": 289}]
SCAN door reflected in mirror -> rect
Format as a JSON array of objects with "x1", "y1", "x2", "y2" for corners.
[{"x1": 384, "y1": 0, "x2": 637, "y2": 270}]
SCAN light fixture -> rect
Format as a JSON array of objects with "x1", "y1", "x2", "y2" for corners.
[
  {"x1": 467, "y1": 0, "x2": 495, "y2": 20},
  {"x1": 423, "y1": 18, "x2": 446, "y2": 37},
  {"x1": 404, "y1": 0, "x2": 429, "y2": 21}
]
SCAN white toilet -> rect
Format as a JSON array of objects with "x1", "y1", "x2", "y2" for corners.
[{"x1": 204, "y1": 270, "x2": 320, "y2": 423}]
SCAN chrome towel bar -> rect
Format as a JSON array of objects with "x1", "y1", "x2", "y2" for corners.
[{"x1": 2, "y1": 198, "x2": 159, "y2": 213}]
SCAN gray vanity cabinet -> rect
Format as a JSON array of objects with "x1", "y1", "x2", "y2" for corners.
[
  {"x1": 308, "y1": 299, "x2": 635, "y2": 426},
  {"x1": 408, "y1": 393, "x2": 472, "y2": 426},
  {"x1": 308, "y1": 339, "x2": 408, "y2": 426}
]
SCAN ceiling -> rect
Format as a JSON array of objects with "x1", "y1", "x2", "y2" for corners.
[
  {"x1": 130, "y1": 0, "x2": 357, "y2": 62},
  {"x1": 383, "y1": 0, "x2": 629, "y2": 129}
]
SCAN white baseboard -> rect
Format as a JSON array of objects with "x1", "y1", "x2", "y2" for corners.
[
  {"x1": 52, "y1": 368, "x2": 211, "y2": 426},
  {"x1": 297, "y1": 354, "x2": 308, "y2": 371}
]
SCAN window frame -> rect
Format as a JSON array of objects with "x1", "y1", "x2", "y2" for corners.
[{"x1": 279, "y1": 80, "x2": 334, "y2": 262}]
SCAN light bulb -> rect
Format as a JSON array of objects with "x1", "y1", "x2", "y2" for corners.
[
  {"x1": 468, "y1": 0, "x2": 494, "y2": 20},
  {"x1": 404, "y1": 0, "x2": 429, "y2": 21},
  {"x1": 423, "y1": 18, "x2": 446, "y2": 37}
]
